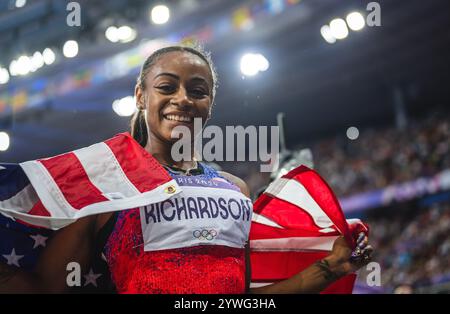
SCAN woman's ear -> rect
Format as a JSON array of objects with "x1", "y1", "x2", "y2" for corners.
[{"x1": 135, "y1": 85, "x2": 145, "y2": 110}]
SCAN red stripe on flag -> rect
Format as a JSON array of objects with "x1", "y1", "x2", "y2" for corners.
[
  {"x1": 283, "y1": 166, "x2": 353, "y2": 247},
  {"x1": 250, "y1": 250, "x2": 356, "y2": 294},
  {"x1": 28, "y1": 199, "x2": 51, "y2": 217},
  {"x1": 251, "y1": 250, "x2": 329, "y2": 280},
  {"x1": 250, "y1": 221, "x2": 339, "y2": 240},
  {"x1": 39, "y1": 153, "x2": 108, "y2": 210},
  {"x1": 254, "y1": 195, "x2": 324, "y2": 231},
  {"x1": 105, "y1": 133, "x2": 172, "y2": 193},
  {"x1": 17, "y1": 200, "x2": 51, "y2": 229}
]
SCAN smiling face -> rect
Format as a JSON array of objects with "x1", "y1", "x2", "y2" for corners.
[{"x1": 135, "y1": 51, "x2": 214, "y2": 146}]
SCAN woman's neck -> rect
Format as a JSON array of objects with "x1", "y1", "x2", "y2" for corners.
[{"x1": 144, "y1": 134, "x2": 196, "y2": 170}]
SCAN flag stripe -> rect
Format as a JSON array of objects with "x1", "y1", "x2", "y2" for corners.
[
  {"x1": 0, "y1": 184, "x2": 38, "y2": 214},
  {"x1": 0, "y1": 164, "x2": 30, "y2": 201},
  {"x1": 250, "y1": 221, "x2": 339, "y2": 240},
  {"x1": 250, "y1": 275, "x2": 357, "y2": 294},
  {"x1": 105, "y1": 134, "x2": 172, "y2": 193},
  {"x1": 27, "y1": 200, "x2": 51, "y2": 217},
  {"x1": 39, "y1": 153, "x2": 108, "y2": 210},
  {"x1": 73, "y1": 142, "x2": 139, "y2": 198},
  {"x1": 250, "y1": 236, "x2": 338, "y2": 251},
  {"x1": 251, "y1": 250, "x2": 329, "y2": 279},
  {"x1": 251, "y1": 212, "x2": 284, "y2": 229},
  {"x1": 265, "y1": 178, "x2": 333, "y2": 229},
  {"x1": 285, "y1": 166, "x2": 351, "y2": 242}
]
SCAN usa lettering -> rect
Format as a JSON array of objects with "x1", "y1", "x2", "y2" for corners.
[{"x1": 143, "y1": 196, "x2": 252, "y2": 224}]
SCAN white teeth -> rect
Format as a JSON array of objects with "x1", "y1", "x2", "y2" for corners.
[{"x1": 165, "y1": 115, "x2": 192, "y2": 122}]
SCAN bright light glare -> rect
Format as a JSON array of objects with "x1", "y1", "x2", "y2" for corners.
[
  {"x1": 346, "y1": 126, "x2": 360, "y2": 140},
  {"x1": 43, "y1": 48, "x2": 56, "y2": 65},
  {"x1": 151, "y1": 5, "x2": 170, "y2": 24},
  {"x1": 112, "y1": 96, "x2": 137, "y2": 117},
  {"x1": 0, "y1": 68, "x2": 9, "y2": 84},
  {"x1": 346, "y1": 12, "x2": 365, "y2": 31},
  {"x1": 105, "y1": 26, "x2": 119, "y2": 43},
  {"x1": 31, "y1": 51, "x2": 44, "y2": 72},
  {"x1": 15, "y1": 0, "x2": 26, "y2": 8},
  {"x1": 9, "y1": 60, "x2": 18, "y2": 76},
  {"x1": 117, "y1": 26, "x2": 137, "y2": 43},
  {"x1": 0, "y1": 132, "x2": 10, "y2": 151},
  {"x1": 329, "y1": 18, "x2": 349, "y2": 40},
  {"x1": 63, "y1": 40, "x2": 79, "y2": 58},
  {"x1": 320, "y1": 25, "x2": 336, "y2": 44},
  {"x1": 16, "y1": 55, "x2": 32, "y2": 76},
  {"x1": 240, "y1": 53, "x2": 270, "y2": 76}
]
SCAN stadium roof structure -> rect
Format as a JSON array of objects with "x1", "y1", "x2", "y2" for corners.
[{"x1": 0, "y1": 0, "x2": 449, "y2": 162}]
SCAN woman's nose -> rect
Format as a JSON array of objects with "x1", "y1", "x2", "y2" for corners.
[{"x1": 171, "y1": 87, "x2": 193, "y2": 107}]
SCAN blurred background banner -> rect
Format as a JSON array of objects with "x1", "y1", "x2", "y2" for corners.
[{"x1": 0, "y1": 0, "x2": 449, "y2": 293}]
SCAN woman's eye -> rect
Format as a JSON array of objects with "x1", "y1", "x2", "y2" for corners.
[
  {"x1": 190, "y1": 89, "x2": 208, "y2": 98},
  {"x1": 157, "y1": 85, "x2": 175, "y2": 93}
]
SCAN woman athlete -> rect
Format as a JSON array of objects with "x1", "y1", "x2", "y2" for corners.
[{"x1": 0, "y1": 46, "x2": 373, "y2": 293}]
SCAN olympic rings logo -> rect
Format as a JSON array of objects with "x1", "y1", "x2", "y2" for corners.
[{"x1": 193, "y1": 229, "x2": 218, "y2": 241}]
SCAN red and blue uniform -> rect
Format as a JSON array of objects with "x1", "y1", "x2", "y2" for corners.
[{"x1": 104, "y1": 163, "x2": 252, "y2": 294}]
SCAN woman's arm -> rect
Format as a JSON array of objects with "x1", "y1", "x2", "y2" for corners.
[
  {"x1": 248, "y1": 235, "x2": 371, "y2": 294},
  {"x1": 0, "y1": 215, "x2": 98, "y2": 293}
]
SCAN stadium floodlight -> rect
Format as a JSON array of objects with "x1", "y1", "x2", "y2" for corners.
[
  {"x1": 0, "y1": 132, "x2": 10, "y2": 151},
  {"x1": 16, "y1": 55, "x2": 32, "y2": 76},
  {"x1": 329, "y1": 18, "x2": 349, "y2": 40},
  {"x1": 30, "y1": 51, "x2": 45, "y2": 72},
  {"x1": 240, "y1": 53, "x2": 270, "y2": 77},
  {"x1": 117, "y1": 26, "x2": 137, "y2": 43},
  {"x1": 346, "y1": 12, "x2": 365, "y2": 31},
  {"x1": 9, "y1": 60, "x2": 18, "y2": 76},
  {"x1": 346, "y1": 126, "x2": 360, "y2": 140},
  {"x1": 320, "y1": 25, "x2": 336, "y2": 44},
  {"x1": 43, "y1": 48, "x2": 56, "y2": 65},
  {"x1": 151, "y1": 5, "x2": 170, "y2": 24},
  {"x1": 112, "y1": 96, "x2": 137, "y2": 117},
  {"x1": 63, "y1": 40, "x2": 79, "y2": 58},
  {"x1": 32, "y1": 51, "x2": 44, "y2": 68},
  {"x1": 0, "y1": 68, "x2": 10, "y2": 84},
  {"x1": 105, "y1": 26, "x2": 119, "y2": 43},
  {"x1": 15, "y1": 0, "x2": 26, "y2": 8}
]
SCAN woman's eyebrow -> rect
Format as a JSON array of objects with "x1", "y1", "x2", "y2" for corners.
[
  {"x1": 154, "y1": 73, "x2": 209, "y2": 85},
  {"x1": 154, "y1": 72, "x2": 179, "y2": 80},
  {"x1": 190, "y1": 76, "x2": 209, "y2": 84}
]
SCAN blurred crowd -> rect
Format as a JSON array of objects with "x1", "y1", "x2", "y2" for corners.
[
  {"x1": 235, "y1": 111, "x2": 450, "y2": 293},
  {"x1": 313, "y1": 114, "x2": 450, "y2": 197},
  {"x1": 359, "y1": 202, "x2": 450, "y2": 293}
]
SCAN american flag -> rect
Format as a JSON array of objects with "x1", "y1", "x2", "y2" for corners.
[
  {"x1": 0, "y1": 132, "x2": 180, "y2": 292},
  {"x1": 249, "y1": 165, "x2": 368, "y2": 293},
  {"x1": 0, "y1": 133, "x2": 180, "y2": 229},
  {"x1": 1, "y1": 133, "x2": 367, "y2": 293}
]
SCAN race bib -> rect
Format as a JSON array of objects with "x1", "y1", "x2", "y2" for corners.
[{"x1": 139, "y1": 175, "x2": 253, "y2": 251}]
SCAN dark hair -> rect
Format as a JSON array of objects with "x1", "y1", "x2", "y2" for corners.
[{"x1": 130, "y1": 45, "x2": 218, "y2": 147}]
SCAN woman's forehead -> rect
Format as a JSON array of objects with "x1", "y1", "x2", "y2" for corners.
[{"x1": 148, "y1": 51, "x2": 212, "y2": 81}]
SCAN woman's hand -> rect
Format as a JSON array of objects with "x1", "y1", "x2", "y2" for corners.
[{"x1": 324, "y1": 232, "x2": 374, "y2": 278}]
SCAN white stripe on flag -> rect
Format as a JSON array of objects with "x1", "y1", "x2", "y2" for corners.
[
  {"x1": 251, "y1": 212, "x2": 284, "y2": 229},
  {"x1": 20, "y1": 160, "x2": 76, "y2": 217},
  {"x1": 74, "y1": 142, "x2": 139, "y2": 199},
  {"x1": 0, "y1": 184, "x2": 38, "y2": 213},
  {"x1": 250, "y1": 282, "x2": 273, "y2": 288},
  {"x1": 265, "y1": 178, "x2": 334, "y2": 229},
  {"x1": 250, "y1": 236, "x2": 338, "y2": 251}
]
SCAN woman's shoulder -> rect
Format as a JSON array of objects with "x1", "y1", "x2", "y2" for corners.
[{"x1": 217, "y1": 171, "x2": 250, "y2": 198}]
